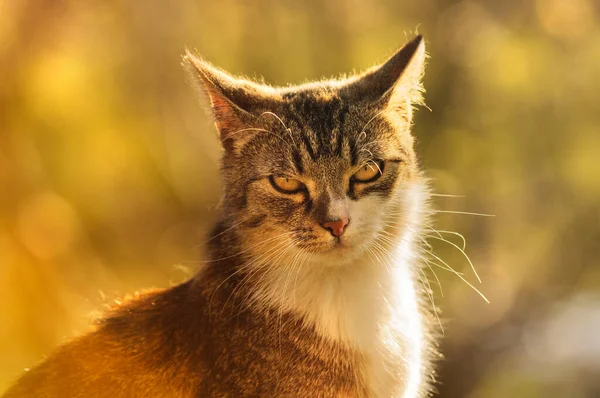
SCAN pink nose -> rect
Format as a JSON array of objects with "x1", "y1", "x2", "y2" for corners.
[{"x1": 321, "y1": 217, "x2": 349, "y2": 237}]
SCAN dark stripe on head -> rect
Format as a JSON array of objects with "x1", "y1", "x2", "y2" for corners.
[
  {"x1": 335, "y1": 104, "x2": 349, "y2": 157},
  {"x1": 322, "y1": 101, "x2": 335, "y2": 136},
  {"x1": 349, "y1": 134, "x2": 358, "y2": 166},
  {"x1": 300, "y1": 133, "x2": 317, "y2": 160},
  {"x1": 300, "y1": 97, "x2": 323, "y2": 158},
  {"x1": 335, "y1": 129, "x2": 344, "y2": 158},
  {"x1": 292, "y1": 151, "x2": 304, "y2": 174},
  {"x1": 286, "y1": 100, "x2": 318, "y2": 161}
]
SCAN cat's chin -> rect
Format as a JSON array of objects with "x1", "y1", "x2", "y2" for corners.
[
  {"x1": 301, "y1": 240, "x2": 368, "y2": 266},
  {"x1": 299, "y1": 229, "x2": 388, "y2": 265}
]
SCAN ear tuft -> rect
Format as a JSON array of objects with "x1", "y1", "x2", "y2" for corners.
[
  {"x1": 388, "y1": 35, "x2": 427, "y2": 109},
  {"x1": 183, "y1": 51, "x2": 250, "y2": 148},
  {"x1": 341, "y1": 35, "x2": 427, "y2": 124},
  {"x1": 183, "y1": 50, "x2": 280, "y2": 150}
]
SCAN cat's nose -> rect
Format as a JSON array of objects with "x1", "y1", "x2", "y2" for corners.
[{"x1": 321, "y1": 217, "x2": 350, "y2": 237}]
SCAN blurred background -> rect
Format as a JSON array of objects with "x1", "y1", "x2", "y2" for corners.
[{"x1": 1, "y1": 0, "x2": 600, "y2": 396}]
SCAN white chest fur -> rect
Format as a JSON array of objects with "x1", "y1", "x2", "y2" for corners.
[{"x1": 255, "y1": 239, "x2": 426, "y2": 398}]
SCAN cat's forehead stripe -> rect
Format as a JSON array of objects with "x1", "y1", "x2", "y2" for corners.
[
  {"x1": 292, "y1": 150, "x2": 304, "y2": 174},
  {"x1": 283, "y1": 93, "x2": 354, "y2": 161}
]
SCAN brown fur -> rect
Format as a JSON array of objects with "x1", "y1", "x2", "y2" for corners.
[
  {"x1": 5, "y1": 256, "x2": 364, "y2": 397},
  {"x1": 3, "y1": 36, "x2": 432, "y2": 397}
]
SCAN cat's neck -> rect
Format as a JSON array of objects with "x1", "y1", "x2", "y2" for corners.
[
  {"x1": 245, "y1": 228, "x2": 426, "y2": 397},
  {"x1": 246, "y1": 229, "x2": 424, "y2": 346}
]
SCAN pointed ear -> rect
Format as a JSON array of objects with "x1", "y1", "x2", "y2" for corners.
[
  {"x1": 342, "y1": 35, "x2": 426, "y2": 124},
  {"x1": 183, "y1": 50, "x2": 280, "y2": 150}
]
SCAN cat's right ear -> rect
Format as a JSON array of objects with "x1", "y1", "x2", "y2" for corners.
[
  {"x1": 341, "y1": 36, "x2": 426, "y2": 128},
  {"x1": 183, "y1": 50, "x2": 279, "y2": 151}
]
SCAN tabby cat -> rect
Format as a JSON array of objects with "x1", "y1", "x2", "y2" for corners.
[{"x1": 3, "y1": 35, "x2": 436, "y2": 397}]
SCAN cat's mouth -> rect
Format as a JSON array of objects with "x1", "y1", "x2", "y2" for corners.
[{"x1": 297, "y1": 236, "x2": 360, "y2": 257}]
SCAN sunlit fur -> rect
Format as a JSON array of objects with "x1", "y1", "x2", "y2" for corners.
[
  {"x1": 3, "y1": 36, "x2": 437, "y2": 398},
  {"x1": 185, "y1": 36, "x2": 435, "y2": 397}
]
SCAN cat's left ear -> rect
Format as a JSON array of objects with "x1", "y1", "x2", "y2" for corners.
[{"x1": 342, "y1": 35, "x2": 426, "y2": 124}]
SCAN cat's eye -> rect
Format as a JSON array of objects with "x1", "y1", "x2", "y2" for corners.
[
  {"x1": 269, "y1": 176, "x2": 305, "y2": 194},
  {"x1": 352, "y1": 161, "x2": 384, "y2": 183}
]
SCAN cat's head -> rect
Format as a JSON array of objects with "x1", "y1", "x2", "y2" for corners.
[{"x1": 185, "y1": 36, "x2": 428, "y2": 267}]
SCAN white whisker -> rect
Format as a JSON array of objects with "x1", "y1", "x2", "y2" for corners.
[{"x1": 432, "y1": 210, "x2": 495, "y2": 217}]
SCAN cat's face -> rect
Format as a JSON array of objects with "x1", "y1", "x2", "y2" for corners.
[{"x1": 186, "y1": 36, "x2": 426, "y2": 266}]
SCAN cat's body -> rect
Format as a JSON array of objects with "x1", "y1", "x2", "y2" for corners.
[{"x1": 3, "y1": 36, "x2": 436, "y2": 398}]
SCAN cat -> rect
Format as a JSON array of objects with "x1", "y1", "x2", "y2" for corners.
[{"x1": 3, "y1": 35, "x2": 437, "y2": 398}]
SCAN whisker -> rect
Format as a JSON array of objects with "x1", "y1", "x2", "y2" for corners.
[
  {"x1": 258, "y1": 111, "x2": 296, "y2": 146},
  {"x1": 358, "y1": 109, "x2": 387, "y2": 135},
  {"x1": 432, "y1": 210, "x2": 495, "y2": 217},
  {"x1": 424, "y1": 235, "x2": 481, "y2": 283},
  {"x1": 209, "y1": 237, "x2": 290, "y2": 313},
  {"x1": 200, "y1": 218, "x2": 246, "y2": 246},
  {"x1": 277, "y1": 243, "x2": 306, "y2": 357},
  {"x1": 225, "y1": 241, "x2": 294, "y2": 315},
  {"x1": 290, "y1": 249, "x2": 307, "y2": 308},
  {"x1": 429, "y1": 229, "x2": 467, "y2": 251},
  {"x1": 228, "y1": 127, "x2": 294, "y2": 151},
  {"x1": 198, "y1": 232, "x2": 289, "y2": 263},
  {"x1": 416, "y1": 267, "x2": 444, "y2": 334},
  {"x1": 423, "y1": 251, "x2": 489, "y2": 303},
  {"x1": 429, "y1": 194, "x2": 465, "y2": 198},
  {"x1": 370, "y1": 235, "x2": 444, "y2": 332}
]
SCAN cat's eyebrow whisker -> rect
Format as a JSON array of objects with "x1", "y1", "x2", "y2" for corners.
[
  {"x1": 358, "y1": 148, "x2": 374, "y2": 158},
  {"x1": 359, "y1": 139, "x2": 392, "y2": 150},
  {"x1": 258, "y1": 111, "x2": 296, "y2": 147},
  {"x1": 350, "y1": 109, "x2": 388, "y2": 156},
  {"x1": 229, "y1": 127, "x2": 295, "y2": 151},
  {"x1": 358, "y1": 108, "x2": 387, "y2": 135}
]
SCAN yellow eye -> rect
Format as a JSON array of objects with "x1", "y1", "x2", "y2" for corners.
[
  {"x1": 270, "y1": 176, "x2": 304, "y2": 193},
  {"x1": 353, "y1": 161, "x2": 383, "y2": 182}
]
